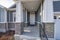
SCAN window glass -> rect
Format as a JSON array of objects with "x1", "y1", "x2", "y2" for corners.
[
  {"x1": 54, "y1": 16, "x2": 57, "y2": 19},
  {"x1": 7, "y1": 11, "x2": 16, "y2": 22},
  {"x1": 10, "y1": 12, "x2": 13, "y2": 22},
  {"x1": 53, "y1": 1, "x2": 60, "y2": 12}
]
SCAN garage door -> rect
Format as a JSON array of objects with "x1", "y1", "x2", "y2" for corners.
[{"x1": 54, "y1": 16, "x2": 60, "y2": 40}]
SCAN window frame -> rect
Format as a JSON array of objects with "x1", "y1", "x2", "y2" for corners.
[{"x1": 8, "y1": 11, "x2": 16, "y2": 23}]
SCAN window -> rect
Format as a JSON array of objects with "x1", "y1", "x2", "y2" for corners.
[
  {"x1": 7, "y1": 11, "x2": 16, "y2": 22},
  {"x1": 53, "y1": 1, "x2": 60, "y2": 12}
]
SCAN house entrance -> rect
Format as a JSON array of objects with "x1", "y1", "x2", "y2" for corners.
[{"x1": 30, "y1": 12, "x2": 35, "y2": 25}]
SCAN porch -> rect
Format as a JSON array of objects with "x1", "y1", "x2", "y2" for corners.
[
  {"x1": 14, "y1": 25, "x2": 41, "y2": 40},
  {"x1": 14, "y1": 25, "x2": 54, "y2": 40},
  {"x1": 14, "y1": 0, "x2": 54, "y2": 40}
]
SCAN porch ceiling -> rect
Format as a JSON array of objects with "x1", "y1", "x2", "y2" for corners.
[
  {"x1": 22, "y1": 1, "x2": 41, "y2": 11},
  {"x1": 14, "y1": 0, "x2": 42, "y2": 11}
]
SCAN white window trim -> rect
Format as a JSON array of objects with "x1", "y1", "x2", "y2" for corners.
[
  {"x1": 9, "y1": 12, "x2": 10, "y2": 22},
  {"x1": 13, "y1": 13, "x2": 14, "y2": 22}
]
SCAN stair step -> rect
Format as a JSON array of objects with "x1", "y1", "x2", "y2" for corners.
[
  {"x1": 20, "y1": 35, "x2": 41, "y2": 40},
  {"x1": 14, "y1": 35, "x2": 54, "y2": 40}
]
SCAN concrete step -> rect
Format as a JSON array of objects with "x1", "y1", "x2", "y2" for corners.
[
  {"x1": 20, "y1": 35, "x2": 41, "y2": 40},
  {"x1": 14, "y1": 34, "x2": 41, "y2": 40},
  {"x1": 14, "y1": 34, "x2": 55, "y2": 40}
]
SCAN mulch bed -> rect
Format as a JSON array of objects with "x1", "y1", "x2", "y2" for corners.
[{"x1": 0, "y1": 30, "x2": 15, "y2": 40}]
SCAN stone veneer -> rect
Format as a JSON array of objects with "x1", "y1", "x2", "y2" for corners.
[
  {"x1": 15, "y1": 22, "x2": 24, "y2": 35},
  {"x1": 8, "y1": 23, "x2": 15, "y2": 30},
  {"x1": 37, "y1": 22, "x2": 41, "y2": 37},
  {"x1": 0, "y1": 23, "x2": 8, "y2": 32},
  {"x1": 43, "y1": 23, "x2": 54, "y2": 38}
]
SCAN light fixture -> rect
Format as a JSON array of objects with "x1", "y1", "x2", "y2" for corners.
[{"x1": 32, "y1": 7, "x2": 34, "y2": 9}]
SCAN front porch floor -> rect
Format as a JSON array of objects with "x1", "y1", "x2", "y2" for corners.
[
  {"x1": 23, "y1": 26, "x2": 40, "y2": 37},
  {"x1": 19, "y1": 26, "x2": 54, "y2": 40},
  {"x1": 20, "y1": 26, "x2": 40, "y2": 40}
]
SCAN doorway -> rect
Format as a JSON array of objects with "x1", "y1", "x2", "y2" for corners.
[{"x1": 30, "y1": 12, "x2": 35, "y2": 25}]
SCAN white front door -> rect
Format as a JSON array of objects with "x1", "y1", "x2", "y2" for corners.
[
  {"x1": 30, "y1": 13, "x2": 35, "y2": 25},
  {"x1": 55, "y1": 16, "x2": 60, "y2": 39}
]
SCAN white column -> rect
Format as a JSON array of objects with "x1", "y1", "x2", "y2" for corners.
[
  {"x1": 43, "y1": 0, "x2": 54, "y2": 23},
  {"x1": 26, "y1": 10, "x2": 27, "y2": 23},
  {"x1": 15, "y1": 1, "x2": 24, "y2": 35},
  {"x1": 16, "y1": 1, "x2": 23, "y2": 22}
]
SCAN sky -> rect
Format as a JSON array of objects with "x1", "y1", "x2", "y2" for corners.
[{"x1": 0, "y1": 0, "x2": 15, "y2": 8}]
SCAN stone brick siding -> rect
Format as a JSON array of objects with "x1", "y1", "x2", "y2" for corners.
[{"x1": 44, "y1": 23, "x2": 54, "y2": 38}]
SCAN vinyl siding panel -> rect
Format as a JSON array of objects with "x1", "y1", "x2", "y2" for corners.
[{"x1": 0, "y1": 8, "x2": 5, "y2": 22}]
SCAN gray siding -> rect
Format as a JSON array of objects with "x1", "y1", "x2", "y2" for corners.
[
  {"x1": 0, "y1": 8, "x2": 5, "y2": 22},
  {"x1": 53, "y1": 1, "x2": 60, "y2": 12}
]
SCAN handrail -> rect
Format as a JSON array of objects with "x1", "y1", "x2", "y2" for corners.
[{"x1": 40, "y1": 23, "x2": 48, "y2": 40}]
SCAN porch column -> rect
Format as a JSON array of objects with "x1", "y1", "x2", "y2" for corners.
[
  {"x1": 25, "y1": 10, "x2": 28, "y2": 27},
  {"x1": 15, "y1": 1, "x2": 24, "y2": 35},
  {"x1": 43, "y1": 0, "x2": 54, "y2": 22},
  {"x1": 42, "y1": 0, "x2": 54, "y2": 38}
]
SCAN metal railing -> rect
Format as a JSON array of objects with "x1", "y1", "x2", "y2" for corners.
[{"x1": 40, "y1": 23, "x2": 48, "y2": 40}]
